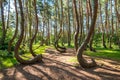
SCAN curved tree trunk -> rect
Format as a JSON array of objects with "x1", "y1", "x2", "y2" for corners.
[
  {"x1": 88, "y1": 0, "x2": 96, "y2": 52},
  {"x1": 14, "y1": 0, "x2": 42, "y2": 64},
  {"x1": 76, "y1": 0, "x2": 98, "y2": 68},
  {"x1": 8, "y1": 0, "x2": 18, "y2": 53},
  {"x1": 54, "y1": 0, "x2": 66, "y2": 53},
  {"x1": 29, "y1": 0, "x2": 39, "y2": 57}
]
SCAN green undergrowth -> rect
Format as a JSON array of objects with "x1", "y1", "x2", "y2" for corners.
[
  {"x1": 0, "y1": 44, "x2": 120, "y2": 69},
  {"x1": 0, "y1": 45, "x2": 53, "y2": 69},
  {"x1": 85, "y1": 47, "x2": 120, "y2": 61},
  {"x1": 21, "y1": 45, "x2": 53, "y2": 60},
  {"x1": 69, "y1": 47, "x2": 120, "y2": 63}
]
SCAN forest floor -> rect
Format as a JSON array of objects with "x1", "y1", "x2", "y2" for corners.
[{"x1": 0, "y1": 48, "x2": 120, "y2": 80}]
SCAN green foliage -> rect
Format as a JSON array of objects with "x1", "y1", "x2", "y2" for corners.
[
  {"x1": 0, "y1": 45, "x2": 53, "y2": 69},
  {"x1": 93, "y1": 33, "x2": 102, "y2": 47},
  {"x1": 0, "y1": 42, "x2": 14, "y2": 51},
  {"x1": 0, "y1": 27, "x2": 15, "y2": 50},
  {"x1": 33, "y1": 44, "x2": 52, "y2": 54},
  {"x1": 0, "y1": 50, "x2": 18, "y2": 69},
  {"x1": 112, "y1": 34, "x2": 119, "y2": 45},
  {"x1": 68, "y1": 46, "x2": 120, "y2": 64},
  {"x1": 0, "y1": 58, "x2": 18, "y2": 69},
  {"x1": 0, "y1": 50, "x2": 9, "y2": 56},
  {"x1": 118, "y1": 29, "x2": 120, "y2": 37},
  {"x1": 85, "y1": 47, "x2": 120, "y2": 61},
  {"x1": 5, "y1": 27, "x2": 14, "y2": 43}
]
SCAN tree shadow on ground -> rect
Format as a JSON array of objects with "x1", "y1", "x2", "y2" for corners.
[
  {"x1": 43, "y1": 57, "x2": 120, "y2": 80},
  {"x1": 0, "y1": 53, "x2": 120, "y2": 80}
]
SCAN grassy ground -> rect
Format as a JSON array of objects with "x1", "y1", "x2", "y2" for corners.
[
  {"x1": 85, "y1": 47, "x2": 120, "y2": 61},
  {"x1": 0, "y1": 45, "x2": 53, "y2": 69},
  {"x1": 69, "y1": 46, "x2": 120, "y2": 63},
  {"x1": 0, "y1": 44, "x2": 120, "y2": 69}
]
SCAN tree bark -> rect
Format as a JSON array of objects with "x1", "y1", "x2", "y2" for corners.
[
  {"x1": 99, "y1": 2, "x2": 107, "y2": 48},
  {"x1": 14, "y1": 0, "x2": 42, "y2": 64},
  {"x1": 0, "y1": 1, "x2": 6, "y2": 46},
  {"x1": 77, "y1": 0, "x2": 98, "y2": 68},
  {"x1": 54, "y1": 0, "x2": 66, "y2": 52},
  {"x1": 29, "y1": 0, "x2": 40, "y2": 57},
  {"x1": 67, "y1": 0, "x2": 71, "y2": 46},
  {"x1": 8, "y1": 0, "x2": 18, "y2": 53},
  {"x1": 73, "y1": 0, "x2": 80, "y2": 51},
  {"x1": 88, "y1": 0, "x2": 96, "y2": 52}
]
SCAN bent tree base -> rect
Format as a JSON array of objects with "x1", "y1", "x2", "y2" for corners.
[
  {"x1": 54, "y1": 34, "x2": 66, "y2": 53},
  {"x1": 54, "y1": 41, "x2": 66, "y2": 53},
  {"x1": 74, "y1": 0, "x2": 98, "y2": 68},
  {"x1": 77, "y1": 56, "x2": 97, "y2": 68},
  {"x1": 77, "y1": 43, "x2": 97, "y2": 68},
  {"x1": 14, "y1": 53, "x2": 42, "y2": 65},
  {"x1": 14, "y1": 0, "x2": 43, "y2": 65}
]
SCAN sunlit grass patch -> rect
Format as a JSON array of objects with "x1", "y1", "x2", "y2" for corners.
[
  {"x1": 68, "y1": 47, "x2": 120, "y2": 63},
  {"x1": 21, "y1": 53, "x2": 33, "y2": 60},
  {"x1": 85, "y1": 47, "x2": 120, "y2": 61},
  {"x1": 33, "y1": 45, "x2": 54, "y2": 54},
  {"x1": 68, "y1": 57, "x2": 77, "y2": 63},
  {"x1": 0, "y1": 45, "x2": 53, "y2": 69},
  {"x1": 0, "y1": 57, "x2": 18, "y2": 69},
  {"x1": 21, "y1": 45, "x2": 54, "y2": 60},
  {"x1": 2, "y1": 58, "x2": 18, "y2": 68}
]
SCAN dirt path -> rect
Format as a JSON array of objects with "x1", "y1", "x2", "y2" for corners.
[{"x1": 0, "y1": 48, "x2": 120, "y2": 80}]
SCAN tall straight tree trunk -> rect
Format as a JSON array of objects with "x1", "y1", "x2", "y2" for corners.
[
  {"x1": 6, "y1": 0, "x2": 10, "y2": 33},
  {"x1": 67, "y1": 0, "x2": 71, "y2": 46},
  {"x1": 114, "y1": 0, "x2": 120, "y2": 48},
  {"x1": 86, "y1": 0, "x2": 90, "y2": 34},
  {"x1": 80, "y1": 0, "x2": 84, "y2": 43},
  {"x1": 73, "y1": 0, "x2": 80, "y2": 51},
  {"x1": 0, "y1": 1, "x2": 6, "y2": 46},
  {"x1": 114, "y1": 0, "x2": 120, "y2": 23},
  {"x1": 99, "y1": 2, "x2": 107, "y2": 48},
  {"x1": 41, "y1": 0, "x2": 46, "y2": 46},
  {"x1": 28, "y1": 0, "x2": 32, "y2": 39},
  {"x1": 105, "y1": 0, "x2": 109, "y2": 46},
  {"x1": 109, "y1": 0, "x2": 113, "y2": 49},
  {"x1": 78, "y1": 0, "x2": 83, "y2": 45},
  {"x1": 72, "y1": 1, "x2": 76, "y2": 33},
  {"x1": 76, "y1": 0, "x2": 98, "y2": 68},
  {"x1": 54, "y1": 0, "x2": 58, "y2": 42},
  {"x1": 47, "y1": 19, "x2": 50, "y2": 45}
]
